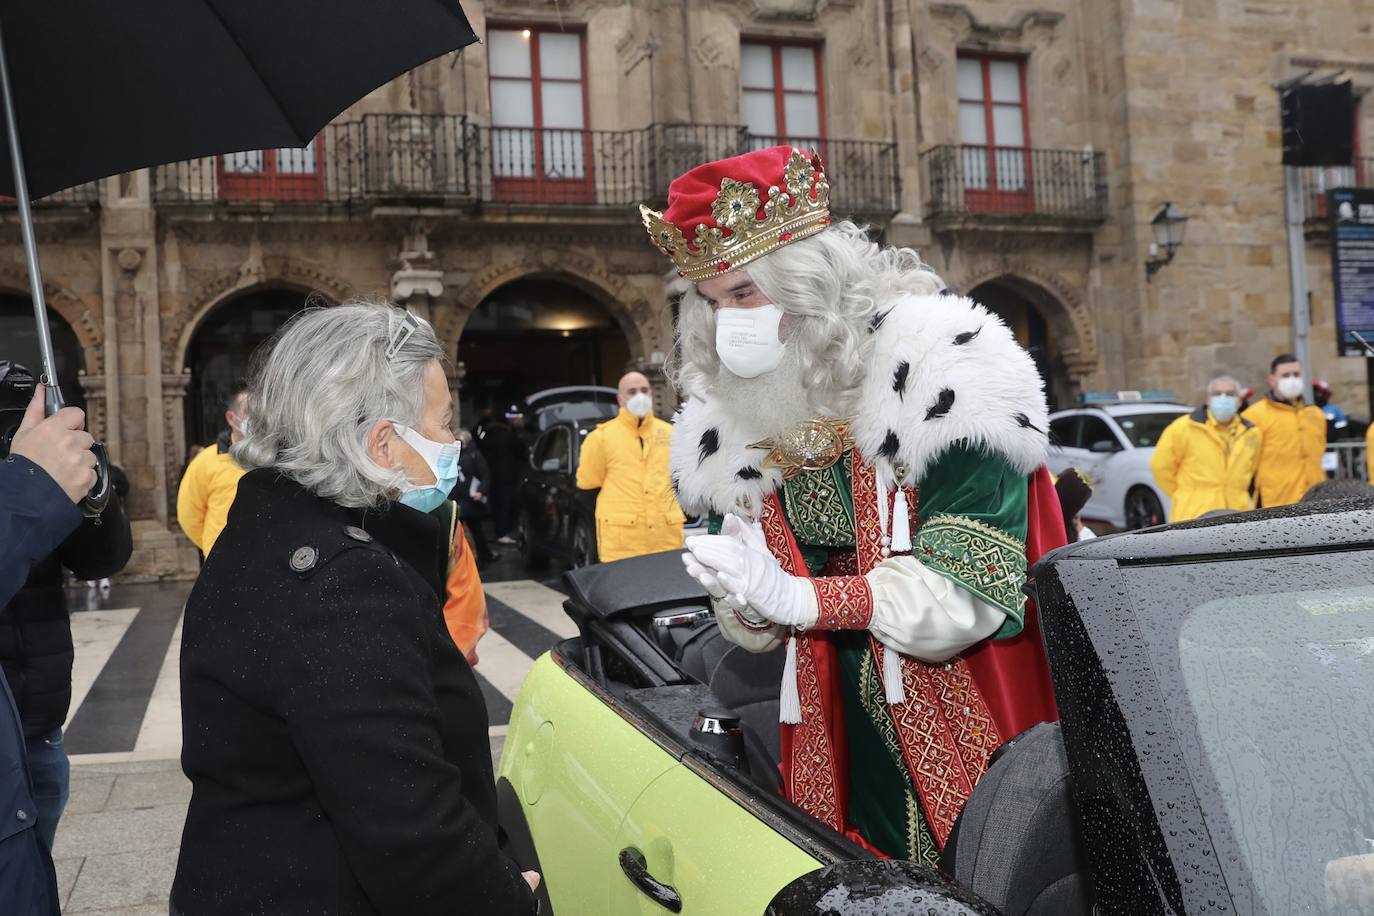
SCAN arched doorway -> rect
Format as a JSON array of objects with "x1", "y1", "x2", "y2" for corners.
[
  {"x1": 457, "y1": 277, "x2": 631, "y2": 423},
  {"x1": 184, "y1": 287, "x2": 311, "y2": 448},
  {"x1": 970, "y1": 279, "x2": 1074, "y2": 411},
  {"x1": 0, "y1": 293, "x2": 85, "y2": 412}
]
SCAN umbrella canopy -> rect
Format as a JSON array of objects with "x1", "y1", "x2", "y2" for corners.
[{"x1": 0, "y1": 1, "x2": 477, "y2": 198}]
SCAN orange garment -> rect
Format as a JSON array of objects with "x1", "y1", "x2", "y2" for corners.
[{"x1": 441, "y1": 508, "x2": 488, "y2": 665}]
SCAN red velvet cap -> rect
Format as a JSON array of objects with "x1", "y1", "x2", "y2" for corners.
[{"x1": 639, "y1": 146, "x2": 830, "y2": 281}]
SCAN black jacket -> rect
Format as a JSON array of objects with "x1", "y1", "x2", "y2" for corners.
[
  {"x1": 476, "y1": 421, "x2": 527, "y2": 485},
  {"x1": 0, "y1": 461, "x2": 130, "y2": 737},
  {"x1": 455, "y1": 448, "x2": 491, "y2": 520},
  {"x1": 172, "y1": 469, "x2": 534, "y2": 916},
  {"x1": 0, "y1": 455, "x2": 75, "y2": 915}
]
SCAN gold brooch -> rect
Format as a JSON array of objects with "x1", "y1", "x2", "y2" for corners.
[{"x1": 748, "y1": 418, "x2": 854, "y2": 479}]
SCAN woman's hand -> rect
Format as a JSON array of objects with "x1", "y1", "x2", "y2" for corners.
[{"x1": 523, "y1": 870, "x2": 541, "y2": 892}]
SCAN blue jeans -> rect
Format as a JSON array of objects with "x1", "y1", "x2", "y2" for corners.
[{"x1": 24, "y1": 727, "x2": 69, "y2": 852}]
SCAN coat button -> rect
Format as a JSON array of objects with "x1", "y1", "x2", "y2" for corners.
[
  {"x1": 343, "y1": 526, "x2": 373, "y2": 543},
  {"x1": 290, "y1": 546, "x2": 319, "y2": 572},
  {"x1": 15, "y1": 809, "x2": 26, "y2": 821}
]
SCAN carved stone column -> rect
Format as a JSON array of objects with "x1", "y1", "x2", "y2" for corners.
[
  {"x1": 78, "y1": 372, "x2": 107, "y2": 444},
  {"x1": 390, "y1": 222, "x2": 445, "y2": 321},
  {"x1": 162, "y1": 371, "x2": 192, "y2": 502}
]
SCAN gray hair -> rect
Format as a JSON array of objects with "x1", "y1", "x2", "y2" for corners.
[
  {"x1": 1206, "y1": 375, "x2": 1242, "y2": 396},
  {"x1": 670, "y1": 220, "x2": 944, "y2": 399},
  {"x1": 233, "y1": 300, "x2": 446, "y2": 508}
]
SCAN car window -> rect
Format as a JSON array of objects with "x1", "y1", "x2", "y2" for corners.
[
  {"x1": 1078, "y1": 415, "x2": 1119, "y2": 451},
  {"x1": 1049, "y1": 415, "x2": 1080, "y2": 449},
  {"x1": 533, "y1": 427, "x2": 572, "y2": 471},
  {"x1": 534, "y1": 400, "x2": 618, "y2": 430},
  {"x1": 1115, "y1": 411, "x2": 1186, "y2": 448},
  {"x1": 1122, "y1": 554, "x2": 1374, "y2": 913}
]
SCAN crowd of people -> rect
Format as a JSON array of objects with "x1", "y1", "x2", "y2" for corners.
[{"x1": 5, "y1": 140, "x2": 1374, "y2": 916}]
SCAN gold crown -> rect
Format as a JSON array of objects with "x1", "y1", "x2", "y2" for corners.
[{"x1": 639, "y1": 149, "x2": 831, "y2": 281}]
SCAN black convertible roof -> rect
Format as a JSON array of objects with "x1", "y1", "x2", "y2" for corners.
[
  {"x1": 1042, "y1": 495, "x2": 1374, "y2": 566},
  {"x1": 563, "y1": 549, "x2": 706, "y2": 619}
]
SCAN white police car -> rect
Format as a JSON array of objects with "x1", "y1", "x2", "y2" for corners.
[{"x1": 1047, "y1": 392, "x2": 1191, "y2": 530}]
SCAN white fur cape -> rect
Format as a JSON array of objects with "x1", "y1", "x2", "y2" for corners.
[{"x1": 670, "y1": 292, "x2": 1050, "y2": 518}]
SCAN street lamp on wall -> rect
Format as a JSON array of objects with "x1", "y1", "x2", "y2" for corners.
[{"x1": 1145, "y1": 203, "x2": 1188, "y2": 281}]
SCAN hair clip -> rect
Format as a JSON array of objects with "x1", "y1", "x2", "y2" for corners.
[{"x1": 385, "y1": 311, "x2": 421, "y2": 361}]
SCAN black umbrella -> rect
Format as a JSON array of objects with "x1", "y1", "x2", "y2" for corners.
[{"x1": 0, "y1": 2, "x2": 477, "y2": 514}]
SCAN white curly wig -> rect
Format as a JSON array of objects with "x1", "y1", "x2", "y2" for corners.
[{"x1": 670, "y1": 221, "x2": 945, "y2": 402}]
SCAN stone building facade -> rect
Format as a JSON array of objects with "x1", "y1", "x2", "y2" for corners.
[{"x1": 1, "y1": 0, "x2": 1369, "y2": 578}]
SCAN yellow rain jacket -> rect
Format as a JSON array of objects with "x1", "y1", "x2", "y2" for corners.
[
  {"x1": 576, "y1": 408, "x2": 686, "y2": 563},
  {"x1": 1150, "y1": 407, "x2": 1262, "y2": 521},
  {"x1": 1366, "y1": 423, "x2": 1374, "y2": 482},
  {"x1": 1242, "y1": 396, "x2": 1327, "y2": 508},
  {"x1": 176, "y1": 437, "x2": 247, "y2": 554}
]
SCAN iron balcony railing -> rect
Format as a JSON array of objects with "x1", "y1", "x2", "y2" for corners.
[
  {"x1": 0, "y1": 181, "x2": 101, "y2": 208},
  {"x1": 1298, "y1": 158, "x2": 1374, "y2": 223},
  {"x1": 922, "y1": 144, "x2": 1107, "y2": 221},
  {"x1": 152, "y1": 114, "x2": 474, "y2": 205},
  {"x1": 150, "y1": 118, "x2": 902, "y2": 218}
]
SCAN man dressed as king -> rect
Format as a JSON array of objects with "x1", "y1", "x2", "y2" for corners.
[{"x1": 642, "y1": 146, "x2": 1066, "y2": 864}]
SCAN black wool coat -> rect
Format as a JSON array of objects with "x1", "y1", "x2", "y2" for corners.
[
  {"x1": 0, "y1": 469, "x2": 130, "y2": 736},
  {"x1": 172, "y1": 469, "x2": 535, "y2": 916}
]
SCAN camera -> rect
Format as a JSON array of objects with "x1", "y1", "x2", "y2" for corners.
[{"x1": 0, "y1": 361, "x2": 37, "y2": 458}]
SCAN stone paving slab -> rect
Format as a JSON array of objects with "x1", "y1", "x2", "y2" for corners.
[
  {"x1": 63, "y1": 845, "x2": 179, "y2": 912},
  {"x1": 56, "y1": 738, "x2": 511, "y2": 912}
]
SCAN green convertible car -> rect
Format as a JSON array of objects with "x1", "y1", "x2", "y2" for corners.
[{"x1": 496, "y1": 498, "x2": 1374, "y2": 915}]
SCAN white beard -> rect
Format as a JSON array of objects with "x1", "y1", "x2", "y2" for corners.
[{"x1": 706, "y1": 345, "x2": 848, "y2": 441}]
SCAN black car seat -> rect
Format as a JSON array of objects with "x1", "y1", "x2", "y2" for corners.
[
  {"x1": 676, "y1": 623, "x2": 786, "y2": 790},
  {"x1": 941, "y1": 721, "x2": 1092, "y2": 915}
]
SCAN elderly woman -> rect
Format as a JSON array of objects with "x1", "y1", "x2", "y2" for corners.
[{"x1": 171, "y1": 303, "x2": 538, "y2": 916}]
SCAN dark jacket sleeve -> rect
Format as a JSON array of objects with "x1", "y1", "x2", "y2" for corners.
[
  {"x1": 56, "y1": 488, "x2": 132, "y2": 582},
  {"x1": 279, "y1": 557, "x2": 535, "y2": 916},
  {"x1": 472, "y1": 450, "x2": 491, "y2": 491},
  {"x1": 0, "y1": 457, "x2": 80, "y2": 608}
]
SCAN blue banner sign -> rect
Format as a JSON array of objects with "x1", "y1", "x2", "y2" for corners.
[{"x1": 1330, "y1": 187, "x2": 1374, "y2": 357}]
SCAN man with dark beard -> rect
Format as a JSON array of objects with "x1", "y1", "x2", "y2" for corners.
[{"x1": 645, "y1": 147, "x2": 1066, "y2": 863}]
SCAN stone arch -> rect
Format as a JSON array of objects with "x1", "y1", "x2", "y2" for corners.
[
  {"x1": 446, "y1": 250, "x2": 649, "y2": 358},
  {"x1": 166, "y1": 260, "x2": 353, "y2": 375},
  {"x1": 0, "y1": 267, "x2": 102, "y2": 374},
  {"x1": 952, "y1": 260, "x2": 1099, "y2": 380}
]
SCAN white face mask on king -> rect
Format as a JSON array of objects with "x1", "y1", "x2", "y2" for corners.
[{"x1": 714, "y1": 304, "x2": 786, "y2": 379}]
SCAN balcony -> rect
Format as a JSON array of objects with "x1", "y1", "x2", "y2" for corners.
[
  {"x1": 1298, "y1": 158, "x2": 1374, "y2": 226},
  {"x1": 0, "y1": 181, "x2": 101, "y2": 209},
  {"x1": 921, "y1": 145, "x2": 1107, "y2": 224},
  {"x1": 150, "y1": 117, "x2": 901, "y2": 220}
]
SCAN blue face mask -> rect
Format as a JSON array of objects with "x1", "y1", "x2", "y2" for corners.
[
  {"x1": 392, "y1": 423, "x2": 460, "y2": 514},
  {"x1": 1208, "y1": 394, "x2": 1239, "y2": 424}
]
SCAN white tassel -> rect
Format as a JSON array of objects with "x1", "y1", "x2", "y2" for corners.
[
  {"x1": 780, "y1": 635, "x2": 802, "y2": 724},
  {"x1": 890, "y1": 488, "x2": 913, "y2": 553},
  {"x1": 876, "y1": 474, "x2": 892, "y2": 557},
  {"x1": 882, "y1": 644, "x2": 907, "y2": 706}
]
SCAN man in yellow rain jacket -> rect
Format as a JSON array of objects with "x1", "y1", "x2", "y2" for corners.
[
  {"x1": 176, "y1": 384, "x2": 249, "y2": 556},
  {"x1": 576, "y1": 371, "x2": 685, "y2": 562},
  {"x1": 1242, "y1": 354, "x2": 1327, "y2": 508},
  {"x1": 1151, "y1": 375, "x2": 1262, "y2": 521}
]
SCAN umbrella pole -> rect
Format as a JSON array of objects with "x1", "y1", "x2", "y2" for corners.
[{"x1": 0, "y1": 21, "x2": 62, "y2": 414}]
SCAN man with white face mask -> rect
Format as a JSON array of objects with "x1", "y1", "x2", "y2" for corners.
[
  {"x1": 1242, "y1": 353, "x2": 1327, "y2": 507},
  {"x1": 574, "y1": 371, "x2": 685, "y2": 562},
  {"x1": 1151, "y1": 375, "x2": 1262, "y2": 521},
  {"x1": 641, "y1": 146, "x2": 1067, "y2": 865}
]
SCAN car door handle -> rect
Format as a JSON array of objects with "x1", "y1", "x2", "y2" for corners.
[{"x1": 618, "y1": 847, "x2": 682, "y2": 913}]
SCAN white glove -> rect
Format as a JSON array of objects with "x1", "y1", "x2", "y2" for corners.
[
  {"x1": 684, "y1": 528, "x2": 817, "y2": 628},
  {"x1": 681, "y1": 516, "x2": 769, "y2": 609},
  {"x1": 681, "y1": 551, "x2": 738, "y2": 605}
]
